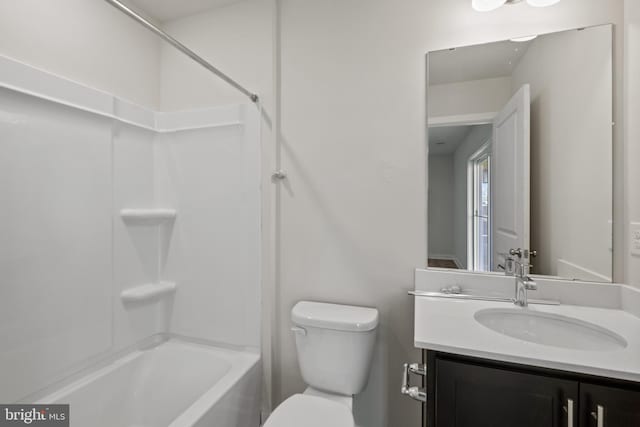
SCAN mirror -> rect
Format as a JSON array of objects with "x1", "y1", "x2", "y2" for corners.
[{"x1": 426, "y1": 24, "x2": 613, "y2": 282}]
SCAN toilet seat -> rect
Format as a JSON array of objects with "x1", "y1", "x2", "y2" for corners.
[{"x1": 263, "y1": 394, "x2": 354, "y2": 427}]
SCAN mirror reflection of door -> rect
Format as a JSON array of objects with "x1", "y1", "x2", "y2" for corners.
[
  {"x1": 492, "y1": 85, "x2": 530, "y2": 273},
  {"x1": 426, "y1": 24, "x2": 613, "y2": 282}
]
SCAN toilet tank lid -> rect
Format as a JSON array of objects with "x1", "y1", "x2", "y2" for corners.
[{"x1": 291, "y1": 301, "x2": 379, "y2": 332}]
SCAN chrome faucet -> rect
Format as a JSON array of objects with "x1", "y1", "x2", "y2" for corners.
[
  {"x1": 507, "y1": 248, "x2": 537, "y2": 307},
  {"x1": 515, "y1": 273, "x2": 537, "y2": 307}
]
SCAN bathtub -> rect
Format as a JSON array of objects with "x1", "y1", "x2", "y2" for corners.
[{"x1": 37, "y1": 339, "x2": 261, "y2": 427}]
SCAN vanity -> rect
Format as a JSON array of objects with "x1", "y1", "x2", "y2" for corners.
[
  {"x1": 412, "y1": 19, "x2": 638, "y2": 427},
  {"x1": 423, "y1": 351, "x2": 640, "y2": 427},
  {"x1": 406, "y1": 269, "x2": 640, "y2": 427}
]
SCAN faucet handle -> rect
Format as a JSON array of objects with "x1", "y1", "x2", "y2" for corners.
[
  {"x1": 502, "y1": 257, "x2": 516, "y2": 276},
  {"x1": 524, "y1": 280, "x2": 538, "y2": 291},
  {"x1": 509, "y1": 248, "x2": 524, "y2": 258}
]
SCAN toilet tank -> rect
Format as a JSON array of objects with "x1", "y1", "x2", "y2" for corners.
[{"x1": 291, "y1": 301, "x2": 379, "y2": 396}]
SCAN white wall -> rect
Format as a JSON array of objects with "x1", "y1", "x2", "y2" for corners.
[
  {"x1": 511, "y1": 25, "x2": 613, "y2": 281},
  {"x1": 158, "y1": 0, "x2": 273, "y2": 112},
  {"x1": 429, "y1": 77, "x2": 512, "y2": 118},
  {"x1": 0, "y1": 0, "x2": 161, "y2": 108},
  {"x1": 626, "y1": 0, "x2": 640, "y2": 287},
  {"x1": 428, "y1": 155, "x2": 455, "y2": 259},
  {"x1": 276, "y1": 1, "x2": 624, "y2": 426}
]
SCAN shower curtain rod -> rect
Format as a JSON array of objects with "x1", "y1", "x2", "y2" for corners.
[{"x1": 102, "y1": 0, "x2": 259, "y2": 103}]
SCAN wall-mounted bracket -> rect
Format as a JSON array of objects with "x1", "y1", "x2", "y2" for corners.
[{"x1": 272, "y1": 170, "x2": 287, "y2": 180}]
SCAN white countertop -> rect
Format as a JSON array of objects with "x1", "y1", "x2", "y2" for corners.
[{"x1": 414, "y1": 268, "x2": 640, "y2": 382}]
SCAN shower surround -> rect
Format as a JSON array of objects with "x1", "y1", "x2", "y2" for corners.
[{"x1": 0, "y1": 54, "x2": 262, "y2": 426}]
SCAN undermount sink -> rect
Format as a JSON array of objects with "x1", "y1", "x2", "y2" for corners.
[{"x1": 474, "y1": 308, "x2": 628, "y2": 351}]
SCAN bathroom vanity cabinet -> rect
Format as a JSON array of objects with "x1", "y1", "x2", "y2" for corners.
[
  {"x1": 422, "y1": 351, "x2": 640, "y2": 427},
  {"x1": 412, "y1": 270, "x2": 640, "y2": 426}
]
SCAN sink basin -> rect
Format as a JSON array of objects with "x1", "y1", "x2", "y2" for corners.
[{"x1": 474, "y1": 308, "x2": 627, "y2": 351}]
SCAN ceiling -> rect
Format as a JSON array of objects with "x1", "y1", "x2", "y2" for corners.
[
  {"x1": 128, "y1": 0, "x2": 247, "y2": 22},
  {"x1": 429, "y1": 38, "x2": 532, "y2": 85},
  {"x1": 429, "y1": 126, "x2": 473, "y2": 155}
]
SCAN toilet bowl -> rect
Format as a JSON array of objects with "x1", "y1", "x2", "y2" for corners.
[
  {"x1": 264, "y1": 301, "x2": 379, "y2": 427},
  {"x1": 263, "y1": 394, "x2": 353, "y2": 427}
]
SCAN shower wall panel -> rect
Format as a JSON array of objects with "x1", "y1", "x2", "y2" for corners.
[
  {"x1": 0, "y1": 88, "x2": 113, "y2": 402},
  {"x1": 113, "y1": 122, "x2": 167, "y2": 350},
  {"x1": 156, "y1": 106, "x2": 261, "y2": 349}
]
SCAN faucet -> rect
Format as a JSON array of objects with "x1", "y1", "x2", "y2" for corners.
[
  {"x1": 507, "y1": 249, "x2": 537, "y2": 307},
  {"x1": 515, "y1": 273, "x2": 537, "y2": 307}
]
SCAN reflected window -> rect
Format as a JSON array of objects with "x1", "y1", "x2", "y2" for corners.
[{"x1": 470, "y1": 148, "x2": 491, "y2": 272}]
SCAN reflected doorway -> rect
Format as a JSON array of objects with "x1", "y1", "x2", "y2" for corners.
[{"x1": 469, "y1": 144, "x2": 491, "y2": 272}]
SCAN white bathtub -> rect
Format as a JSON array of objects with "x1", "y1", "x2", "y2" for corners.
[{"x1": 37, "y1": 339, "x2": 261, "y2": 427}]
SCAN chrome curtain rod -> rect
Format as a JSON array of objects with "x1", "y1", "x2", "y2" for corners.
[{"x1": 102, "y1": 0, "x2": 259, "y2": 103}]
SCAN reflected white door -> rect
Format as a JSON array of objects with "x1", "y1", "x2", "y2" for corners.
[{"x1": 492, "y1": 84, "x2": 530, "y2": 270}]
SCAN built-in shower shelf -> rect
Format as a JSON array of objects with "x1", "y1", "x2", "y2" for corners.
[
  {"x1": 120, "y1": 208, "x2": 177, "y2": 225},
  {"x1": 120, "y1": 282, "x2": 177, "y2": 303}
]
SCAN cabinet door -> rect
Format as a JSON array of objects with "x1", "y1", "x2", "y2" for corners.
[
  {"x1": 436, "y1": 359, "x2": 578, "y2": 427},
  {"x1": 580, "y1": 383, "x2": 640, "y2": 427}
]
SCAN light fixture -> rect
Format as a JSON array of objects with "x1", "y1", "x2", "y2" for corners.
[
  {"x1": 472, "y1": 0, "x2": 561, "y2": 11},
  {"x1": 472, "y1": 0, "x2": 507, "y2": 12},
  {"x1": 510, "y1": 35, "x2": 538, "y2": 42},
  {"x1": 526, "y1": 0, "x2": 561, "y2": 6}
]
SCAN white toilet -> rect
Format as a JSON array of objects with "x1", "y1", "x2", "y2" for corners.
[{"x1": 264, "y1": 301, "x2": 379, "y2": 427}]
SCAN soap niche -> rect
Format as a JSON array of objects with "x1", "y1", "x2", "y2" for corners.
[{"x1": 120, "y1": 208, "x2": 177, "y2": 304}]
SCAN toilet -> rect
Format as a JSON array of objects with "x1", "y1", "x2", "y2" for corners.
[{"x1": 264, "y1": 301, "x2": 379, "y2": 427}]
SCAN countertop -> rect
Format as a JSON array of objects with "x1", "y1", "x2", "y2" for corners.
[{"x1": 414, "y1": 268, "x2": 640, "y2": 382}]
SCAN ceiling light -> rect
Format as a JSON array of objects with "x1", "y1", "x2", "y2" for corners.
[
  {"x1": 526, "y1": 0, "x2": 561, "y2": 6},
  {"x1": 472, "y1": 0, "x2": 561, "y2": 11},
  {"x1": 472, "y1": 0, "x2": 507, "y2": 12},
  {"x1": 510, "y1": 35, "x2": 538, "y2": 42}
]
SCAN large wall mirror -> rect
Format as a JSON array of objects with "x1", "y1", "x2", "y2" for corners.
[{"x1": 426, "y1": 24, "x2": 613, "y2": 282}]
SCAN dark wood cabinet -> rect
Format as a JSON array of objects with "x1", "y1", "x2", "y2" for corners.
[
  {"x1": 436, "y1": 358, "x2": 577, "y2": 427},
  {"x1": 579, "y1": 383, "x2": 640, "y2": 427},
  {"x1": 423, "y1": 351, "x2": 640, "y2": 427}
]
